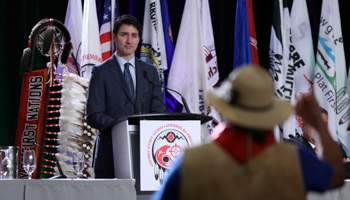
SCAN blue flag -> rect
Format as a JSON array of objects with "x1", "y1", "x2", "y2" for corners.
[
  {"x1": 233, "y1": 0, "x2": 252, "y2": 69},
  {"x1": 160, "y1": 0, "x2": 182, "y2": 112}
]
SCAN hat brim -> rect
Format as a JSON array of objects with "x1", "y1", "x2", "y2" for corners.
[{"x1": 207, "y1": 92, "x2": 293, "y2": 129}]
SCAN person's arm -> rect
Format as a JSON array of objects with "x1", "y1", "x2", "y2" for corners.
[
  {"x1": 295, "y1": 92, "x2": 345, "y2": 189},
  {"x1": 86, "y1": 66, "x2": 115, "y2": 130}
]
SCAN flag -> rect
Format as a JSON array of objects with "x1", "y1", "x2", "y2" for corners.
[
  {"x1": 333, "y1": 0, "x2": 350, "y2": 155},
  {"x1": 100, "y1": 0, "x2": 113, "y2": 61},
  {"x1": 201, "y1": 0, "x2": 221, "y2": 124},
  {"x1": 201, "y1": 0, "x2": 219, "y2": 88},
  {"x1": 314, "y1": 0, "x2": 337, "y2": 140},
  {"x1": 140, "y1": 0, "x2": 168, "y2": 106},
  {"x1": 140, "y1": 0, "x2": 167, "y2": 71},
  {"x1": 233, "y1": 0, "x2": 260, "y2": 68},
  {"x1": 269, "y1": 0, "x2": 296, "y2": 140},
  {"x1": 167, "y1": 0, "x2": 217, "y2": 140},
  {"x1": 100, "y1": 0, "x2": 119, "y2": 61},
  {"x1": 280, "y1": 0, "x2": 295, "y2": 139},
  {"x1": 159, "y1": 0, "x2": 180, "y2": 112},
  {"x1": 269, "y1": 0, "x2": 285, "y2": 141},
  {"x1": 56, "y1": 0, "x2": 83, "y2": 79},
  {"x1": 290, "y1": 0, "x2": 315, "y2": 135},
  {"x1": 269, "y1": 0, "x2": 284, "y2": 93},
  {"x1": 81, "y1": 0, "x2": 103, "y2": 80},
  {"x1": 246, "y1": 0, "x2": 259, "y2": 65},
  {"x1": 233, "y1": 0, "x2": 252, "y2": 69},
  {"x1": 112, "y1": 0, "x2": 120, "y2": 52}
]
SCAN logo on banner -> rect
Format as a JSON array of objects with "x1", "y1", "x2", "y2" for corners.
[
  {"x1": 148, "y1": 127, "x2": 191, "y2": 185},
  {"x1": 269, "y1": 50, "x2": 283, "y2": 82}
]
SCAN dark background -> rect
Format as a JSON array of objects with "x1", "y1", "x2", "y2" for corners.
[{"x1": 1, "y1": 0, "x2": 350, "y2": 146}]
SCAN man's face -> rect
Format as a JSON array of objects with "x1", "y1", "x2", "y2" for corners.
[
  {"x1": 302, "y1": 113, "x2": 328, "y2": 145},
  {"x1": 113, "y1": 24, "x2": 140, "y2": 61}
]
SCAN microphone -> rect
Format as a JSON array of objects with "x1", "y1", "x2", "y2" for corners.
[
  {"x1": 32, "y1": 142, "x2": 67, "y2": 179},
  {"x1": 143, "y1": 70, "x2": 191, "y2": 113},
  {"x1": 153, "y1": 95, "x2": 170, "y2": 112}
]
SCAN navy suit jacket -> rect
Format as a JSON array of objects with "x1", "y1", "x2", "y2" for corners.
[{"x1": 86, "y1": 54, "x2": 164, "y2": 176}]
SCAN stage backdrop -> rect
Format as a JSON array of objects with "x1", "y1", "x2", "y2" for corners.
[{"x1": 1, "y1": 0, "x2": 350, "y2": 146}]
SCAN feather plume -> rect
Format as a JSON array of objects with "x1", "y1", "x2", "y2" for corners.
[
  {"x1": 56, "y1": 74, "x2": 97, "y2": 178},
  {"x1": 61, "y1": 88, "x2": 87, "y2": 102}
]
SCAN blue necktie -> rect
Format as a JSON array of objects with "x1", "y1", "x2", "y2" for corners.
[{"x1": 124, "y1": 62, "x2": 134, "y2": 100}]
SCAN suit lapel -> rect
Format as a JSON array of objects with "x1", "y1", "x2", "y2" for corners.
[{"x1": 109, "y1": 54, "x2": 134, "y2": 103}]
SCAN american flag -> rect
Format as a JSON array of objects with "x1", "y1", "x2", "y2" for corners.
[{"x1": 100, "y1": 0, "x2": 119, "y2": 61}]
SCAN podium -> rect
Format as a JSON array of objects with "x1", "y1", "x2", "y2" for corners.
[{"x1": 109, "y1": 113, "x2": 211, "y2": 199}]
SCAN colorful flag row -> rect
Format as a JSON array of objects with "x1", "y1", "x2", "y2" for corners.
[{"x1": 268, "y1": 0, "x2": 350, "y2": 156}]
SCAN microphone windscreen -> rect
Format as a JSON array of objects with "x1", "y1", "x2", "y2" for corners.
[{"x1": 143, "y1": 70, "x2": 151, "y2": 83}]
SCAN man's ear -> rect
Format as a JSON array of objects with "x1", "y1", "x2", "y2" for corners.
[{"x1": 112, "y1": 33, "x2": 117, "y2": 42}]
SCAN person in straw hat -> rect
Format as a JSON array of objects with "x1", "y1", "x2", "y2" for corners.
[{"x1": 152, "y1": 66, "x2": 344, "y2": 200}]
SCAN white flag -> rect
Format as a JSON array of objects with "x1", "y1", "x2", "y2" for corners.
[
  {"x1": 140, "y1": 0, "x2": 167, "y2": 71},
  {"x1": 201, "y1": 0, "x2": 221, "y2": 124},
  {"x1": 167, "y1": 0, "x2": 213, "y2": 139},
  {"x1": 81, "y1": 0, "x2": 103, "y2": 80},
  {"x1": 314, "y1": 0, "x2": 337, "y2": 140},
  {"x1": 333, "y1": 0, "x2": 350, "y2": 153},
  {"x1": 56, "y1": 0, "x2": 83, "y2": 78},
  {"x1": 201, "y1": 0, "x2": 219, "y2": 87},
  {"x1": 280, "y1": 1, "x2": 295, "y2": 139},
  {"x1": 269, "y1": 0, "x2": 294, "y2": 140},
  {"x1": 290, "y1": 0, "x2": 315, "y2": 135},
  {"x1": 269, "y1": 0, "x2": 284, "y2": 99}
]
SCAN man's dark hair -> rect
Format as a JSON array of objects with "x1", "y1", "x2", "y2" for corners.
[{"x1": 113, "y1": 14, "x2": 142, "y2": 37}]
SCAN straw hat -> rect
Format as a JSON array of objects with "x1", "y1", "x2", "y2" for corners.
[{"x1": 207, "y1": 65, "x2": 293, "y2": 129}]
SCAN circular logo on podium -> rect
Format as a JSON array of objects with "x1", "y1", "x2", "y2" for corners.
[{"x1": 151, "y1": 129, "x2": 189, "y2": 184}]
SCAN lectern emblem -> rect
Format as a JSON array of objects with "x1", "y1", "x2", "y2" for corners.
[{"x1": 151, "y1": 129, "x2": 189, "y2": 185}]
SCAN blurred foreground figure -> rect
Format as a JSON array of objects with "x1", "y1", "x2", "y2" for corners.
[{"x1": 152, "y1": 66, "x2": 345, "y2": 200}]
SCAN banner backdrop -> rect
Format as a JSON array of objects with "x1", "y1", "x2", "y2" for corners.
[
  {"x1": 15, "y1": 68, "x2": 49, "y2": 179},
  {"x1": 140, "y1": 120, "x2": 201, "y2": 191}
]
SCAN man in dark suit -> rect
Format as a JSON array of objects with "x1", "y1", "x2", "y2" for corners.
[
  {"x1": 286, "y1": 107, "x2": 350, "y2": 178},
  {"x1": 286, "y1": 108, "x2": 346, "y2": 156},
  {"x1": 86, "y1": 15, "x2": 164, "y2": 178}
]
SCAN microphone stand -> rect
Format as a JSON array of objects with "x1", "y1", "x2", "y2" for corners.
[
  {"x1": 33, "y1": 142, "x2": 67, "y2": 179},
  {"x1": 153, "y1": 95, "x2": 171, "y2": 112},
  {"x1": 143, "y1": 70, "x2": 191, "y2": 113}
]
